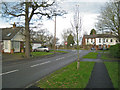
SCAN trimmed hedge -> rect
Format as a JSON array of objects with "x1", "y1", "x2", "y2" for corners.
[{"x1": 109, "y1": 44, "x2": 120, "y2": 58}]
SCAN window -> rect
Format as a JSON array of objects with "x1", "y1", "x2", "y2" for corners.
[
  {"x1": 12, "y1": 41, "x2": 20, "y2": 49},
  {"x1": 116, "y1": 40, "x2": 118, "y2": 43},
  {"x1": 6, "y1": 33, "x2": 11, "y2": 37},
  {"x1": 111, "y1": 39, "x2": 113, "y2": 42},
  {"x1": 99, "y1": 38, "x2": 101, "y2": 43},
  {"x1": 106, "y1": 39, "x2": 108, "y2": 42},
  {"x1": 5, "y1": 41, "x2": 8, "y2": 49}
]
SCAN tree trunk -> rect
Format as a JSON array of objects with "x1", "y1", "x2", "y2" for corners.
[
  {"x1": 25, "y1": 2, "x2": 30, "y2": 58},
  {"x1": 76, "y1": 27, "x2": 80, "y2": 70},
  {"x1": 119, "y1": 1, "x2": 120, "y2": 42},
  {"x1": 54, "y1": 15, "x2": 56, "y2": 53},
  {"x1": 77, "y1": 61, "x2": 80, "y2": 69}
]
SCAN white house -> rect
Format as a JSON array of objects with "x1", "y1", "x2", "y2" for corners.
[
  {"x1": 82, "y1": 34, "x2": 119, "y2": 50},
  {"x1": 1, "y1": 23, "x2": 25, "y2": 53}
]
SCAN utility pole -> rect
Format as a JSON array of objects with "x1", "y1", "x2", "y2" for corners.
[{"x1": 54, "y1": 14, "x2": 56, "y2": 53}]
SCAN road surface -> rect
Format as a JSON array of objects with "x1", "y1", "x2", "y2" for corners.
[{"x1": 2, "y1": 50, "x2": 90, "y2": 88}]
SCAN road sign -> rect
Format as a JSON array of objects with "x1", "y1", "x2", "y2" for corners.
[{"x1": 64, "y1": 42, "x2": 68, "y2": 45}]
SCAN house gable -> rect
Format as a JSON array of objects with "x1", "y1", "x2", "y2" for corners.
[{"x1": 11, "y1": 30, "x2": 25, "y2": 41}]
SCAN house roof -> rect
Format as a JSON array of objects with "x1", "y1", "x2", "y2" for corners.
[
  {"x1": 84, "y1": 34, "x2": 117, "y2": 38},
  {"x1": 1, "y1": 27, "x2": 23, "y2": 40}
]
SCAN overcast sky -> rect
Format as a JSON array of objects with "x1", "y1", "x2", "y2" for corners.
[{"x1": 0, "y1": 0, "x2": 109, "y2": 44}]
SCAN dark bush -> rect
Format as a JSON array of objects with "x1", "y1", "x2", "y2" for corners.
[{"x1": 109, "y1": 44, "x2": 120, "y2": 58}]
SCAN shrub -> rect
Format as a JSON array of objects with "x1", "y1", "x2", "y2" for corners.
[{"x1": 109, "y1": 44, "x2": 120, "y2": 58}]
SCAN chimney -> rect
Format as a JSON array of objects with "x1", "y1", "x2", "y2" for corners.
[
  {"x1": 13, "y1": 22, "x2": 16, "y2": 28},
  {"x1": 110, "y1": 32, "x2": 112, "y2": 35}
]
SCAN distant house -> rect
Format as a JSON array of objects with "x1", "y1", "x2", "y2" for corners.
[
  {"x1": 82, "y1": 33, "x2": 119, "y2": 50},
  {"x1": 0, "y1": 23, "x2": 25, "y2": 53}
]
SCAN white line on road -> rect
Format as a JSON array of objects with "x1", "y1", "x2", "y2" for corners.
[
  {"x1": 56, "y1": 57, "x2": 65, "y2": 61},
  {"x1": 30, "y1": 61, "x2": 51, "y2": 68},
  {"x1": 0, "y1": 69, "x2": 19, "y2": 76}
]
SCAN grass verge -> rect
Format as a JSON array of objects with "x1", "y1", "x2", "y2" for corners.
[
  {"x1": 82, "y1": 52, "x2": 98, "y2": 59},
  {"x1": 36, "y1": 61, "x2": 95, "y2": 88},
  {"x1": 104, "y1": 62, "x2": 118, "y2": 88},
  {"x1": 31, "y1": 52, "x2": 53, "y2": 57},
  {"x1": 50, "y1": 50, "x2": 68, "y2": 53},
  {"x1": 13, "y1": 52, "x2": 53, "y2": 57},
  {"x1": 101, "y1": 53, "x2": 120, "y2": 60}
]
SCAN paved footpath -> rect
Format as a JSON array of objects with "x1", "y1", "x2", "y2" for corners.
[{"x1": 85, "y1": 53, "x2": 114, "y2": 89}]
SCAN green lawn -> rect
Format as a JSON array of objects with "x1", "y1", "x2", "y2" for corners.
[
  {"x1": 13, "y1": 50, "x2": 67, "y2": 58},
  {"x1": 31, "y1": 52, "x2": 53, "y2": 57},
  {"x1": 13, "y1": 52, "x2": 53, "y2": 57},
  {"x1": 101, "y1": 53, "x2": 120, "y2": 60},
  {"x1": 82, "y1": 52, "x2": 98, "y2": 59},
  {"x1": 50, "y1": 50, "x2": 68, "y2": 53},
  {"x1": 104, "y1": 62, "x2": 118, "y2": 88},
  {"x1": 36, "y1": 61, "x2": 95, "y2": 88}
]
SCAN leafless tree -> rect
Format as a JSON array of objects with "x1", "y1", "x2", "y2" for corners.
[
  {"x1": 61, "y1": 28, "x2": 75, "y2": 45},
  {"x1": 1, "y1": 1, "x2": 57, "y2": 58},
  {"x1": 96, "y1": 0, "x2": 120, "y2": 41},
  {"x1": 71, "y1": 5, "x2": 82, "y2": 69}
]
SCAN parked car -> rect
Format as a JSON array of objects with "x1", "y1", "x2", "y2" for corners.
[
  {"x1": 91, "y1": 47, "x2": 96, "y2": 50},
  {"x1": 33, "y1": 46, "x2": 50, "y2": 52}
]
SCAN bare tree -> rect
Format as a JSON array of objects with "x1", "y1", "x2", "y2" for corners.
[
  {"x1": 71, "y1": 5, "x2": 82, "y2": 69},
  {"x1": 61, "y1": 28, "x2": 75, "y2": 45},
  {"x1": 96, "y1": 0, "x2": 120, "y2": 41},
  {"x1": 1, "y1": 1, "x2": 56, "y2": 58}
]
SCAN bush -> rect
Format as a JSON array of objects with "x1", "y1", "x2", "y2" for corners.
[{"x1": 109, "y1": 44, "x2": 120, "y2": 58}]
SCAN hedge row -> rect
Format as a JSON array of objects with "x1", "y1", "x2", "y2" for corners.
[{"x1": 109, "y1": 44, "x2": 120, "y2": 58}]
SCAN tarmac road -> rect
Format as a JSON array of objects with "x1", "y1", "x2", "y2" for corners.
[{"x1": 2, "y1": 50, "x2": 90, "y2": 88}]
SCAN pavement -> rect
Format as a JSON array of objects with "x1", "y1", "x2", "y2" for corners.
[{"x1": 85, "y1": 52, "x2": 114, "y2": 89}]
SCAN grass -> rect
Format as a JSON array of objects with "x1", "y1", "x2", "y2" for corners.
[
  {"x1": 101, "y1": 52, "x2": 120, "y2": 60},
  {"x1": 50, "y1": 50, "x2": 68, "y2": 53},
  {"x1": 31, "y1": 52, "x2": 53, "y2": 57},
  {"x1": 104, "y1": 62, "x2": 118, "y2": 88},
  {"x1": 82, "y1": 52, "x2": 98, "y2": 59},
  {"x1": 12, "y1": 50, "x2": 68, "y2": 58},
  {"x1": 13, "y1": 52, "x2": 53, "y2": 57},
  {"x1": 36, "y1": 61, "x2": 95, "y2": 88}
]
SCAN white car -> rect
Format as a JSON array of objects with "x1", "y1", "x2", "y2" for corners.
[{"x1": 33, "y1": 46, "x2": 49, "y2": 52}]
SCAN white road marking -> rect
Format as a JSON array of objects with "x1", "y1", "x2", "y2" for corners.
[
  {"x1": 56, "y1": 57, "x2": 65, "y2": 61},
  {"x1": 0, "y1": 69, "x2": 19, "y2": 76},
  {"x1": 30, "y1": 61, "x2": 51, "y2": 68}
]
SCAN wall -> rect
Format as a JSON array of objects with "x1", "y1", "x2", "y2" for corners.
[{"x1": 11, "y1": 31, "x2": 25, "y2": 41}]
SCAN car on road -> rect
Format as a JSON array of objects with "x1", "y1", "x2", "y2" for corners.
[
  {"x1": 91, "y1": 47, "x2": 96, "y2": 50},
  {"x1": 33, "y1": 46, "x2": 50, "y2": 52}
]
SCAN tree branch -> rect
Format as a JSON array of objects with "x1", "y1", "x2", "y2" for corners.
[
  {"x1": 7, "y1": 12, "x2": 25, "y2": 17},
  {"x1": 33, "y1": 12, "x2": 50, "y2": 17}
]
